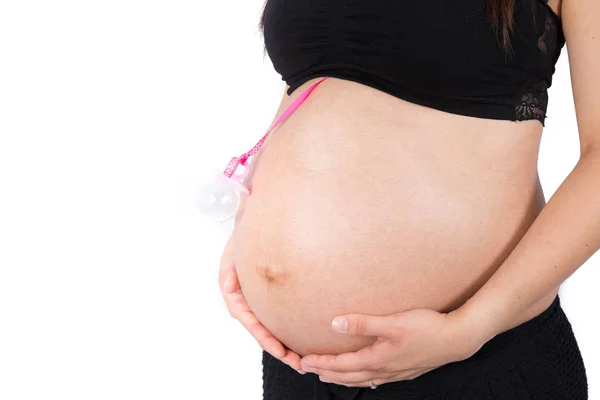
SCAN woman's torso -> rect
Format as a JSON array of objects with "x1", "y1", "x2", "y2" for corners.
[{"x1": 232, "y1": 77, "x2": 559, "y2": 356}]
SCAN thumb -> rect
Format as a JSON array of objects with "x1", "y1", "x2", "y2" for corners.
[
  {"x1": 223, "y1": 270, "x2": 240, "y2": 294},
  {"x1": 331, "y1": 313, "x2": 394, "y2": 337}
]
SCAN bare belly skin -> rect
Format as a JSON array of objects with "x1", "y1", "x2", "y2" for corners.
[{"x1": 232, "y1": 77, "x2": 559, "y2": 356}]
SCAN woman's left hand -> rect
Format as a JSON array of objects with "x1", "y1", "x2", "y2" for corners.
[{"x1": 299, "y1": 307, "x2": 488, "y2": 388}]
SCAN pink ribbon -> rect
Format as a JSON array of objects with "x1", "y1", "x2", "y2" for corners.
[{"x1": 222, "y1": 77, "x2": 329, "y2": 192}]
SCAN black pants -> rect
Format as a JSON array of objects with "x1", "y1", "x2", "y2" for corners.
[{"x1": 262, "y1": 295, "x2": 588, "y2": 399}]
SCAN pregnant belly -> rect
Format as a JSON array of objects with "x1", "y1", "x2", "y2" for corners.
[{"x1": 232, "y1": 78, "x2": 546, "y2": 356}]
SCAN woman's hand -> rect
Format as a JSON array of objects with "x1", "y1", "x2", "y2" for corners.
[
  {"x1": 219, "y1": 234, "x2": 304, "y2": 374},
  {"x1": 299, "y1": 307, "x2": 487, "y2": 387}
]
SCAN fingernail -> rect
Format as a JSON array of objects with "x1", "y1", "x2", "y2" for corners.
[
  {"x1": 319, "y1": 376, "x2": 331, "y2": 383},
  {"x1": 297, "y1": 369, "x2": 306, "y2": 375},
  {"x1": 224, "y1": 276, "x2": 231, "y2": 288},
  {"x1": 332, "y1": 317, "x2": 348, "y2": 332}
]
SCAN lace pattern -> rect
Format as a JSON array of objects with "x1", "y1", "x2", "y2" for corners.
[
  {"x1": 537, "y1": 8, "x2": 560, "y2": 57},
  {"x1": 513, "y1": 7, "x2": 561, "y2": 125},
  {"x1": 514, "y1": 78, "x2": 548, "y2": 123}
]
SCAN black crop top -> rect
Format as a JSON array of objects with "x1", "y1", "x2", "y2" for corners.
[{"x1": 262, "y1": 0, "x2": 566, "y2": 125}]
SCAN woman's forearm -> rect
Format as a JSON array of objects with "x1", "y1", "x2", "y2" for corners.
[{"x1": 456, "y1": 147, "x2": 600, "y2": 343}]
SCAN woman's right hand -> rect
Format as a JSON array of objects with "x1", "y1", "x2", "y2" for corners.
[{"x1": 219, "y1": 234, "x2": 304, "y2": 374}]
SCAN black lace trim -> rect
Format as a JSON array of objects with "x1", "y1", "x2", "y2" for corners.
[
  {"x1": 513, "y1": 7, "x2": 560, "y2": 125},
  {"x1": 537, "y1": 7, "x2": 560, "y2": 58},
  {"x1": 514, "y1": 78, "x2": 548, "y2": 123}
]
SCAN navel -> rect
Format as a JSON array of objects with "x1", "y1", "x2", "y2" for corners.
[{"x1": 256, "y1": 263, "x2": 289, "y2": 285}]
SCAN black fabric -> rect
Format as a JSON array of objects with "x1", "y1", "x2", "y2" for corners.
[
  {"x1": 262, "y1": 0, "x2": 565, "y2": 126},
  {"x1": 262, "y1": 294, "x2": 588, "y2": 399}
]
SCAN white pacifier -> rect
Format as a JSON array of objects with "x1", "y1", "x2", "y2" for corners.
[
  {"x1": 198, "y1": 76, "x2": 328, "y2": 223},
  {"x1": 198, "y1": 159, "x2": 251, "y2": 223}
]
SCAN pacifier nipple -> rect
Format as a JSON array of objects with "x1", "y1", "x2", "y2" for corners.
[{"x1": 198, "y1": 177, "x2": 242, "y2": 223}]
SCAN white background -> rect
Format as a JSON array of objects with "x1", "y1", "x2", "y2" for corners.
[{"x1": 0, "y1": 1, "x2": 598, "y2": 399}]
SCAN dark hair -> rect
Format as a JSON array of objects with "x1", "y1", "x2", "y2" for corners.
[{"x1": 258, "y1": 0, "x2": 537, "y2": 54}]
